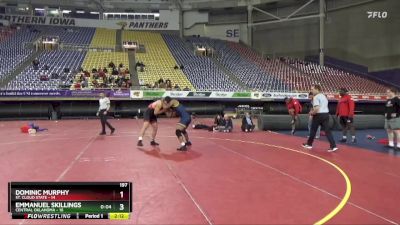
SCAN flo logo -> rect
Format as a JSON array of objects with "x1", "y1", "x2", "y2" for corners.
[{"x1": 367, "y1": 11, "x2": 388, "y2": 19}]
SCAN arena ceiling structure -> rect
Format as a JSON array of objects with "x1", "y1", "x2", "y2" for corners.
[{"x1": 0, "y1": 0, "x2": 281, "y2": 11}]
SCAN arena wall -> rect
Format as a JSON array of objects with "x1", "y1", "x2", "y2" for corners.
[{"x1": 206, "y1": 0, "x2": 400, "y2": 72}]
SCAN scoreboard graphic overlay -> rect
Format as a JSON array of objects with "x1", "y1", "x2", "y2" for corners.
[{"x1": 8, "y1": 182, "x2": 132, "y2": 220}]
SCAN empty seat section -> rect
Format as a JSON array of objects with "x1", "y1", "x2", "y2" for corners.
[
  {"x1": 123, "y1": 31, "x2": 194, "y2": 89},
  {"x1": 162, "y1": 34, "x2": 239, "y2": 91},
  {"x1": 0, "y1": 26, "x2": 39, "y2": 84},
  {"x1": 187, "y1": 37, "x2": 289, "y2": 92},
  {"x1": 6, "y1": 50, "x2": 86, "y2": 90},
  {"x1": 33, "y1": 25, "x2": 95, "y2": 45},
  {"x1": 90, "y1": 28, "x2": 116, "y2": 49}
]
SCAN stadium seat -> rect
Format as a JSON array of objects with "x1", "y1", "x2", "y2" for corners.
[{"x1": 123, "y1": 31, "x2": 194, "y2": 89}]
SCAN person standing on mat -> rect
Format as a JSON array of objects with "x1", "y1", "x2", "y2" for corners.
[
  {"x1": 303, "y1": 85, "x2": 338, "y2": 152},
  {"x1": 164, "y1": 99, "x2": 192, "y2": 151},
  {"x1": 97, "y1": 92, "x2": 115, "y2": 135},
  {"x1": 306, "y1": 92, "x2": 320, "y2": 138},
  {"x1": 336, "y1": 88, "x2": 356, "y2": 143},
  {"x1": 384, "y1": 88, "x2": 400, "y2": 149},
  {"x1": 284, "y1": 97, "x2": 302, "y2": 135},
  {"x1": 137, "y1": 97, "x2": 171, "y2": 147}
]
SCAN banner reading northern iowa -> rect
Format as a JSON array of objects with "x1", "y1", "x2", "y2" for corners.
[{"x1": 0, "y1": 12, "x2": 179, "y2": 30}]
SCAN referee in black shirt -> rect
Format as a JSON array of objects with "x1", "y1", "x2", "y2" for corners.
[
  {"x1": 384, "y1": 88, "x2": 400, "y2": 149},
  {"x1": 97, "y1": 92, "x2": 115, "y2": 135}
]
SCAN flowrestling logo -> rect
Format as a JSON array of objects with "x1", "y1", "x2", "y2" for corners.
[{"x1": 367, "y1": 11, "x2": 388, "y2": 19}]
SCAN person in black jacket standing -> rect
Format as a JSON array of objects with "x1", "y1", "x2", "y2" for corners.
[
  {"x1": 384, "y1": 88, "x2": 400, "y2": 149},
  {"x1": 97, "y1": 92, "x2": 115, "y2": 135}
]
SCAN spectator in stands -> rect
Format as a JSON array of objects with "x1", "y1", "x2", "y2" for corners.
[
  {"x1": 139, "y1": 79, "x2": 145, "y2": 86},
  {"x1": 81, "y1": 78, "x2": 88, "y2": 88},
  {"x1": 180, "y1": 65, "x2": 184, "y2": 70},
  {"x1": 336, "y1": 88, "x2": 356, "y2": 143},
  {"x1": 384, "y1": 88, "x2": 400, "y2": 149},
  {"x1": 183, "y1": 86, "x2": 190, "y2": 91},
  {"x1": 152, "y1": 82, "x2": 159, "y2": 88},
  {"x1": 39, "y1": 73, "x2": 48, "y2": 81},
  {"x1": 43, "y1": 64, "x2": 49, "y2": 71},
  {"x1": 32, "y1": 58, "x2": 39, "y2": 70},
  {"x1": 92, "y1": 68, "x2": 97, "y2": 73},
  {"x1": 174, "y1": 65, "x2": 179, "y2": 70},
  {"x1": 119, "y1": 63, "x2": 124, "y2": 68},
  {"x1": 103, "y1": 76, "x2": 108, "y2": 86},
  {"x1": 103, "y1": 67, "x2": 108, "y2": 73},
  {"x1": 92, "y1": 80, "x2": 99, "y2": 89},
  {"x1": 109, "y1": 61, "x2": 115, "y2": 68},
  {"x1": 112, "y1": 69, "x2": 119, "y2": 75},
  {"x1": 98, "y1": 69, "x2": 105, "y2": 78},
  {"x1": 166, "y1": 80, "x2": 172, "y2": 90},
  {"x1": 159, "y1": 81, "x2": 166, "y2": 89},
  {"x1": 241, "y1": 112, "x2": 255, "y2": 132},
  {"x1": 174, "y1": 84, "x2": 180, "y2": 91},
  {"x1": 158, "y1": 78, "x2": 164, "y2": 84},
  {"x1": 121, "y1": 81, "x2": 127, "y2": 89},
  {"x1": 83, "y1": 70, "x2": 90, "y2": 77},
  {"x1": 74, "y1": 82, "x2": 81, "y2": 90},
  {"x1": 135, "y1": 62, "x2": 140, "y2": 71}
]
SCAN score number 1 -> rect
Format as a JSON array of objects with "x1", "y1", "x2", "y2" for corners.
[{"x1": 119, "y1": 182, "x2": 127, "y2": 199}]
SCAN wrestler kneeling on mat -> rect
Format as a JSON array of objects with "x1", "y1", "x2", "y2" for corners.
[
  {"x1": 165, "y1": 99, "x2": 192, "y2": 151},
  {"x1": 137, "y1": 96, "x2": 172, "y2": 146}
]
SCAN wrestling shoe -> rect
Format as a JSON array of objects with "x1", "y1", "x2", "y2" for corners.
[
  {"x1": 110, "y1": 128, "x2": 115, "y2": 135},
  {"x1": 99, "y1": 132, "x2": 106, "y2": 135},
  {"x1": 328, "y1": 147, "x2": 339, "y2": 152},
  {"x1": 137, "y1": 140, "x2": 143, "y2": 146},
  {"x1": 185, "y1": 141, "x2": 192, "y2": 146},
  {"x1": 177, "y1": 145, "x2": 187, "y2": 151},
  {"x1": 302, "y1": 143, "x2": 312, "y2": 149},
  {"x1": 150, "y1": 140, "x2": 159, "y2": 146}
]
